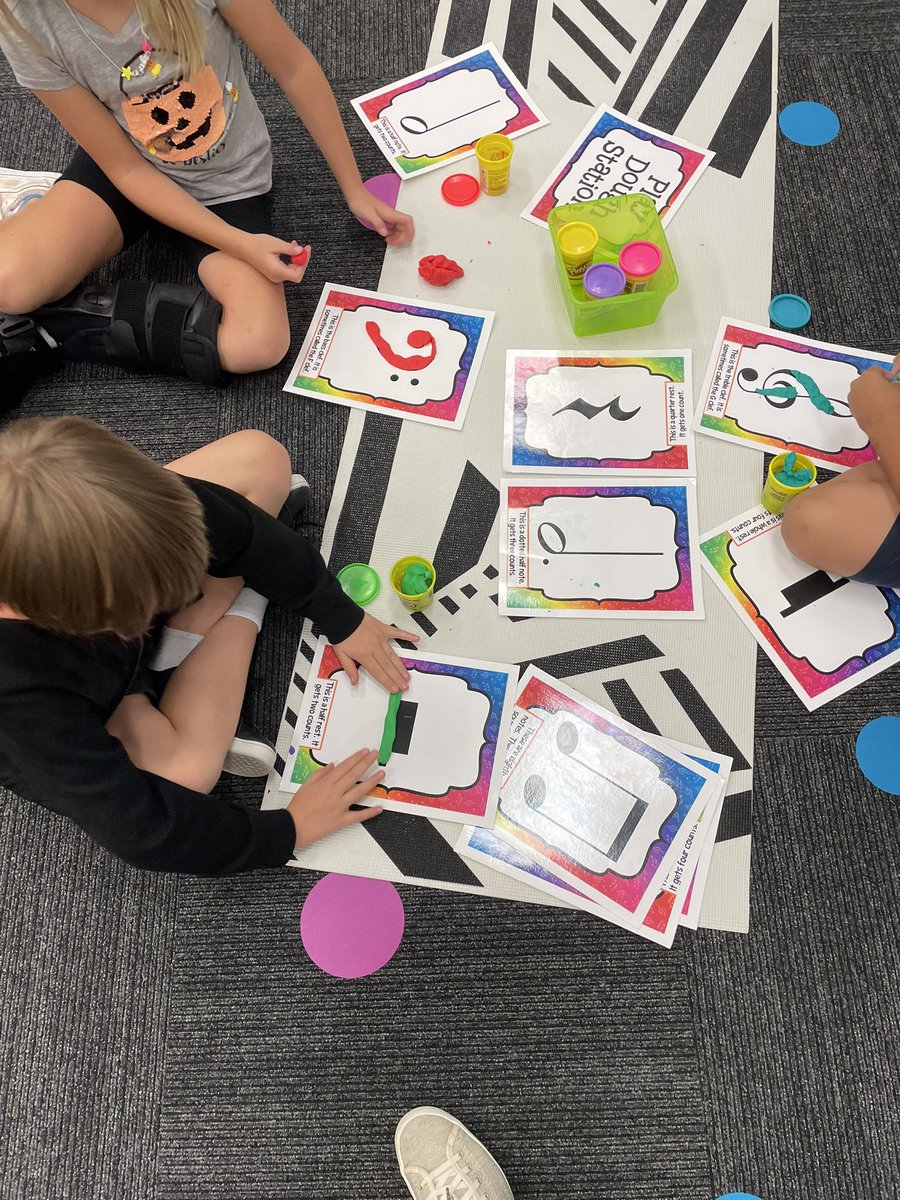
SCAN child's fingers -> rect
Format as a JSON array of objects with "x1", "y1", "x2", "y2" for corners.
[
  {"x1": 345, "y1": 803, "x2": 384, "y2": 826},
  {"x1": 347, "y1": 773, "x2": 383, "y2": 804}
]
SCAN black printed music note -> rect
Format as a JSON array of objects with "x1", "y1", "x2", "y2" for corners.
[
  {"x1": 537, "y1": 521, "x2": 664, "y2": 563},
  {"x1": 399, "y1": 98, "x2": 503, "y2": 136},
  {"x1": 552, "y1": 395, "x2": 640, "y2": 422}
]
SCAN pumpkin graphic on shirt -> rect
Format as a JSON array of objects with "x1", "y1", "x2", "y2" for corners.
[{"x1": 121, "y1": 65, "x2": 226, "y2": 162}]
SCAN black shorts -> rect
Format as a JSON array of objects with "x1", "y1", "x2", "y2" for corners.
[
  {"x1": 58, "y1": 147, "x2": 273, "y2": 273},
  {"x1": 850, "y1": 514, "x2": 900, "y2": 588}
]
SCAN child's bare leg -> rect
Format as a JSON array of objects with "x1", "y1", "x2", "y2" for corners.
[
  {"x1": 198, "y1": 251, "x2": 292, "y2": 375},
  {"x1": 781, "y1": 461, "x2": 900, "y2": 577},
  {"x1": 107, "y1": 612, "x2": 260, "y2": 793},
  {"x1": 165, "y1": 428, "x2": 292, "y2": 517},
  {"x1": 0, "y1": 182, "x2": 123, "y2": 312}
]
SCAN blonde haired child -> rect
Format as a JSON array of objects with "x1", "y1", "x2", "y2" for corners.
[
  {"x1": 0, "y1": 417, "x2": 418, "y2": 873},
  {"x1": 0, "y1": 0, "x2": 413, "y2": 404}
]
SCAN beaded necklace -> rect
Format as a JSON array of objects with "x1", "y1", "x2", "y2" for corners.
[{"x1": 64, "y1": 3, "x2": 161, "y2": 79}]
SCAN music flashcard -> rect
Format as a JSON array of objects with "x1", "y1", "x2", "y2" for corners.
[
  {"x1": 700, "y1": 504, "x2": 900, "y2": 709},
  {"x1": 351, "y1": 43, "x2": 548, "y2": 177},
  {"x1": 280, "y1": 638, "x2": 518, "y2": 827},
  {"x1": 522, "y1": 105, "x2": 713, "y2": 228},
  {"x1": 503, "y1": 350, "x2": 694, "y2": 475},
  {"x1": 459, "y1": 718, "x2": 730, "y2": 946},
  {"x1": 283, "y1": 285, "x2": 493, "y2": 429},
  {"x1": 694, "y1": 318, "x2": 892, "y2": 470},
  {"x1": 482, "y1": 669, "x2": 720, "y2": 928},
  {"x1": 499, "y1": 479, "x2": 703, "y2": 618}
]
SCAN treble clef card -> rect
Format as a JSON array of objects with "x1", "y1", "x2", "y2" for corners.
[
  {"x1": 283, "y1": 284, "x2": 493, "y2": 429},
  {"x1": 503, "y1": 349, "x2": 695, "y2": 475},
  {"x1": 498, "y1": 478, "x2": 703, "y2": 618},
  {"x1": 351, "y1": 43, "x2": 548, "y2": 178},
  {"x1": 693, "y1": 317, "x2": 891, "y2": 471}
]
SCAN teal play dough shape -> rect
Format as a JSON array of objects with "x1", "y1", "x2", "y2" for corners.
[
  {"x1": 337, "y1": 562, "x2": 380, "y2": 605},
  {"x1": 775, "y1": 451, "x2": 814, "y2": 487},
  {"x1": 769, "y1": 293, "x2": 811, "y2": 330},
  {"x1": 778, "y1": 101, "x2": 840, "y2": 146},
  {"x1": 755, "y1": 369, "x2": 834, "y2": 415},
  {"x1": 378, "y1": 691, "x2": 403, "y2": 766},
  {"x1": 855, "y1": 716, "x2": 900, "y2": 795},
  {"x1": 400, "y1": 562, "x2": 433, "y2": 595}
]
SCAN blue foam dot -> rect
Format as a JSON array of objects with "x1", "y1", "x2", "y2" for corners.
[
  {"x1": 855, "y1": 716, "x2": 900, "y2": 795},
  {"x1": 778, "y1": 102, "x2": 840, "y2": 146},
  {"x1": 716, "y1": 1194, "x2": 765, "y2": 1200}
]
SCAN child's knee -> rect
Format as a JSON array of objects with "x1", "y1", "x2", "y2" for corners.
[
  {"x1": 231, "y1": 430, "x2": 291, "y2": 509},
  {"x1": 780, "y1": 491, "x2": 826, "y2": 563},
  {"x1": 219, "y1": 321, "x2": 290, "y2": 375}
]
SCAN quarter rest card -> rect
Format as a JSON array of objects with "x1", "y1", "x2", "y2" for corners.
[{"x1": 504, "y1": 349, "x2": 694, "y2": 476}]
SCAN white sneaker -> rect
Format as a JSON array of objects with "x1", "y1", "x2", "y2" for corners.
[
  {"x1": 395, "y1": 1107, "x2": 514, "y2": 1200},
  {"x1": 222, "y1": 720, "x2": 277, "y2": 777},
  {"x1": 0, "y1": 168, "x2": 60, "y2": 219}
]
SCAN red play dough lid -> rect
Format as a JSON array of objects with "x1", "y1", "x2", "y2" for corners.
[{"x1": 441, "y1": 173, "x2": 480, "y2": 207}]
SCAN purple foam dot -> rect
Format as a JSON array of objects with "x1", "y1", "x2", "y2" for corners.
[{"x1": 300, "y1": 874, "x2": 405, "y2": 978}]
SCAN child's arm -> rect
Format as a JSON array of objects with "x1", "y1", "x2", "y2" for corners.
[
  {"x1": 34, "y1": 84, "x2": 305, "y2": 284},
  {"x1": 849, "y1": 355, "x2": 900, "y2": 505},
  {"x1": 218, "y1": 0, "x2": 415, "y2": 246}
]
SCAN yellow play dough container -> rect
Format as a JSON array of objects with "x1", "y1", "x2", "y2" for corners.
[
  {"x1": 390, "y1": 555, "x2": 436, "y2": 611},
  {"x1": 556, "y1": 220, "x2": 599, "y2": 289},
  {"x1": 761, "y1": 452, "x2": 817, "y2": 515},
  {"x1": 475, "y1": 133, "x2": 514, "y2": 195}
]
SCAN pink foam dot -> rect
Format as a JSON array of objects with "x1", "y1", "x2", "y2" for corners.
[{"x1": 300, "y1": 874, "x2": 405, "y2": 979}]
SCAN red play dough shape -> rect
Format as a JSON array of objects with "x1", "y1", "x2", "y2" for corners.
[
  {"x1": 418, "y1": 254, "x2": 465, "y2": 286},
  {"x1": 356, "y1": 173, "x2": 402, "y2": 231},
  {"x1": 291, "y1": 246, "x2": 309, "y2": 265},
  {"x1": 300, "y1": 874, "x2": 405, "y2": 979}
]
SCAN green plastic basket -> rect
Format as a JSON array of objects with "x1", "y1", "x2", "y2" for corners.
[{"x1": 549, "y1": 195, "x2": 678, "y2": 336}]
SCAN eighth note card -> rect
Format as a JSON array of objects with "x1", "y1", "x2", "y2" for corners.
[
  {"x1": 498, "y1": 479, "x2": 703, "y2": 619},
  {"x1": 351, "y1": 44, "x2": 548, "y2": 178}
]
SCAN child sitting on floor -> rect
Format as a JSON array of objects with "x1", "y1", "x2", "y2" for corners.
[
  {"x1": 0, "y1": 0, "x2": 414, "y2": 408},
  {"x1": 781, "y1": 353, "x2": 900, "y2": 587},
  {"x1": 0, "y1": 416, "x2": 417, "y2": 874}
]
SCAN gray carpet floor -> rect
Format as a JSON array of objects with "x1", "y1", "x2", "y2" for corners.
[{"x1": 1, "y1": 2, "x2": 899, "y2": 1198}]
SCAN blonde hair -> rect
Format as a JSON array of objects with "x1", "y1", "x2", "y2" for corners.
[
  {"x1": 0, "y1": 1, "x2": 206, "y2": 81},
  {"x1": 0, "y1": 416, "x2": 210, "y2": 640}
]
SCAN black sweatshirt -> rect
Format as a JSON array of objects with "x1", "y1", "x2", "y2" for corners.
[{"x1": 0, "y1": 477, "x2": 364, "y2": 875}]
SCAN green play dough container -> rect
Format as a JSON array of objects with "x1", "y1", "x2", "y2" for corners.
[
  {"x1": 337, "y1": 562, "x2": 381, "y2": 605},
  {"x1": 390, "y1": 555, "x2": 436, "y2": 611}
]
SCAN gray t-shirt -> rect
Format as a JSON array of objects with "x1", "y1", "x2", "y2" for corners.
[{"x1": 0, "y1": 0, "x2": 272, "y2": 203}]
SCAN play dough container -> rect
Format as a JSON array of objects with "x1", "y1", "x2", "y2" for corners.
[
  {"x1": 761, "y1": 452, "x2": 817, "y2": 515},
  {"x1": 619, "y1": 240, "x2": 662, "y2": 293},
  {"x1": 475, "y1": 133, "x2": 514, "y2": 195},
  {"x1": 556, "y1": 221, "x2": 599, "y2": 288},
  {"x1": 548, "y1": 195, "x2": 678, "y2": 336},
  {"x1": 390, "y1": 555, "x2": 436, "y2": 611}
]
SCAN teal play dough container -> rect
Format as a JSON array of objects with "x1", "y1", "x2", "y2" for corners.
[{"x1": 548, "y1": 195, "x2": 678, "y2": 336}]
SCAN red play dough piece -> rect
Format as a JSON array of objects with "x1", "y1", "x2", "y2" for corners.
[
  {"x1": 291, "y1": 246, "x2": 309, "y2": 266},
  {"x1": 418, "y1": 254, "x2": 465, "y2": 286}
]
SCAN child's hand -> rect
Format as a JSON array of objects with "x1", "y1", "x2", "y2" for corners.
[
  {"x1": 287, "y1": 748, "x2": 383, "y2": 848},
  {"x1": 332, "y1": 613, "x2": 420, "y2": 692},
  {"x1": 848, "y1": 360, "x2": 900, "y2": 440},
  {"x1": 240, "y1": 234, "x2": 311, "y2": 283},
  {"x1": 346, "y1": 187, "x2": 415, "y2": 246}
]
